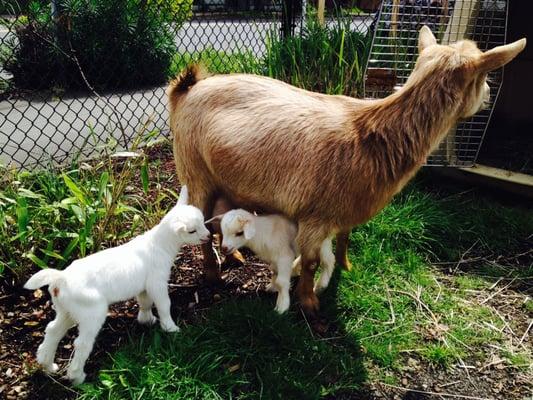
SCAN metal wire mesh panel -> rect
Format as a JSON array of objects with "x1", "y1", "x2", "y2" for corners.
[{"x1": 365, "y1": 0, "x2": 508, "y2": 166}]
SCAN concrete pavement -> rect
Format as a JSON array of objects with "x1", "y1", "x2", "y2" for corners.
[{"x1": 0, "y1": 17, "x2": 372, "y2": 168}]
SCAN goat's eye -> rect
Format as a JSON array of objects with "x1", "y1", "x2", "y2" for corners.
[
  {"x1": 188, "y1": 230, "x2": 196, "y2": 234},
  {"x1": 235, "y1": 231, "x2": 244, "y2": 237}
]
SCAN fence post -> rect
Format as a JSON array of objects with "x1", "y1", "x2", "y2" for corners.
[
  {"x1": 281, "y1": 0, "x2": 297, "y2": 39},
  {"x1": 317, "y1": 0, "x2": 325, "y2": 26}
]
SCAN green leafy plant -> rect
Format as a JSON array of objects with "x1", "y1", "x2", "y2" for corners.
[
  {"x1": 4, "y1": 0, "x2": 191, "y2": 92},
  {"x1": 0, "y1": 124, "x2": 163, "y2": 279}
]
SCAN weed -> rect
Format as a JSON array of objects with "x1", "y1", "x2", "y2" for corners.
[
  {"x1": 502, "y1": 350, "x2": 533, "y2": 370},
  {"x1": 422, "y1": 344, "x2": 455, "y2": 367}
]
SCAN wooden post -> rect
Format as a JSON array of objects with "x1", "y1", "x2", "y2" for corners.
[
  {"x1": 317, "y1": 0, "x2": 325, "y2": 26},
  {"x1": 442, "y1": 0, "x2": 481, "y2": 165},
  {"x1": 442, "y1": 0, "x2": 480, "y2": 44}
]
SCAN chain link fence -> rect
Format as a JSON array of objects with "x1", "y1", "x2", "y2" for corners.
[{"x1": 0, "y1": 0, "x2": 375, "y2": 169}]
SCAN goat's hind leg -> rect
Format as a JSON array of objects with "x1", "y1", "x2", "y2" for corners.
[
  {"x1": 295, "y1": 222, "x2": 329, "y2": 316},
  {"x1": 335, "y1": 231, "x2": 352, "y2": 271},
  {"x1": 315, "y1": 239, "x2": 335, "y2": 294},
  {"x1": 137, "y1": 291, "x2": 156, "y2": 325},
  {"x1": 37, "y1": 309, "x2": 74, "y2": 374},
  {"x1": 66, "y1": 304, "x2": 106, "y2": 385}
]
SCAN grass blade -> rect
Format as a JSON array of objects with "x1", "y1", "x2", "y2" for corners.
[
  {"x1": 16, "y1": 196, "x2": 29, "y2": 239},
  {"x1": 140, "y1": 159, "x2": 149, "y2": 194},
  {"x1": 63, "y1": 173, "x2": 88, "y2": 205}
]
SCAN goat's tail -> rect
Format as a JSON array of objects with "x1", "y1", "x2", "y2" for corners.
[
  {"x1": 24, "y1": 268, "x2": 64, "y2": 291},
  {"x1": 166, "y1": 64, "x2": 207, "y2": 103}
]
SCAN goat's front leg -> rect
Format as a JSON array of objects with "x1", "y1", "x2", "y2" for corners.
[
  {"x1": 147, "y1": 283, "x2": 179, "y2": 332},
  {"x1": 191, "y1": 189, "x2": 222, "y2": 284},
  {"x1": 295, "y1": 222, "x2": 330, "y2": 316},
  {"x1": 335, "y1": 231, "x2": 352, "y2": 271}
]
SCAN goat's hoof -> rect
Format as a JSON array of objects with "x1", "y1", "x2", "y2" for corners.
[
  {"x1": 67, "y1": 370, "x2": 86, "y2": 385},
  {"x1": 204, "y1": 268, "x2": 223, "y2": 286},
  {"x1": 274, "y1": 305, "x2": 289, "y2": 314},
  {"x1": 161, "y1": 322, "x2": 180, "y2": 333},
  {"x1": 313, "y1": 285, "x2": 325, "y2": 294},
  {"x1": 337, "y1": 257, "x2": 353, "y2": 272},
  {"x1": 43, "y1": 363, "x2": 59, "y2": 374},
  {"x1": 137, "y1": 312, "x2": 157, "y2": 326}
]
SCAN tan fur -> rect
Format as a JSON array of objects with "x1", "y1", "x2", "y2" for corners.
[{"x1": 168, "y1": 27, "x2": 525, "y2": 315}]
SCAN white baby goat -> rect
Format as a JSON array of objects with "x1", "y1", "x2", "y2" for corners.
[
  {"x1": 212, "y1": 209, "x2": 335, "y2": 314},
  {"x1": 24, "y1": 186, "x2": 210, "y2": 385}
]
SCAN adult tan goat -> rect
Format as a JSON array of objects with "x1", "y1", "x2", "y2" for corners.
[{"x1": 168, "y1": 26, "x2": 525, "y2": 316}]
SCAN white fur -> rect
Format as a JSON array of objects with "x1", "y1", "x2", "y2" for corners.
[
  {"x1": 217, "y1": 209, "x2": 334, "y2": 314},
  {"x1": 24, "y1": 186, "x2": 210, "y2": 385}
]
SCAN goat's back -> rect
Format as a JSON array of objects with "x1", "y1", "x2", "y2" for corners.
[{"x1": 170, "y1": 73, "x2": 379, "y2": 228}]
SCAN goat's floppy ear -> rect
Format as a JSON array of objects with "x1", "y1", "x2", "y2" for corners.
[
  {"x1": 177, "y1": 185, "x2": 189, "y2": 206},
  {"x1": 243, "y1": 219, "x2": 256, "y2": 240},
  {"x1": 475, "y1": 38, "x2": 526, "y2": 74},
  {"x1": 172, "y1": 221, "x2": 187, "y2": 233},
  {"x1": 418, "y1": 25, "x2": 437, "y2": 54},
  {"x1": 205, "y1": 214, "x2": 224, "y2": 224}
]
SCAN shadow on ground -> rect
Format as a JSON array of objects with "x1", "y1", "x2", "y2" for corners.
[{"x1": 70, "y1": 266, "x2": 367, "y2": 399}]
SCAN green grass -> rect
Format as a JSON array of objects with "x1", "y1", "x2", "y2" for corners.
[
  {"x1": 335, "y1": 185, "x2": 532, "y2": 370},
  {"x1": 169, "y1": 47, "x2": 262, "y2": 77},
  {"x1": 79, "y1": 300, "x2": 365, "y2": 399},
  {"x1": 72, "y1": 176, "x2": 533, "y2": 398}
]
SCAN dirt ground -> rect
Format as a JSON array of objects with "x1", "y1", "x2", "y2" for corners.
[
  {"x1": 1, "y1": 145, "x2": 531, "y2": 400},
  {"x1": 1, "y1": 250, "x2": 532, "y2": 400}
]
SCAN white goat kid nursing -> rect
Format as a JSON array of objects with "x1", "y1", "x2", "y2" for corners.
[
  {"x1": 215, "y1": 209, "x2": 335, "y2": 314},
  {"x1": 24, "y1": 186, "x2": 209, "y2": 385}
]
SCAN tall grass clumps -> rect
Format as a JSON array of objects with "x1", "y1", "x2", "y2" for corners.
[
  {"x1": 169, "y1": 48, "x2": 262, "y2": 77},
  {"x1": 264, "y1": 14, "x2": 372, "y2": 96}
]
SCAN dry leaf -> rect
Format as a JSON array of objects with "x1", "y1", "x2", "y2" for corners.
[{"x1": 228, "y1": 364, "x2": 240, "y2": 373}]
